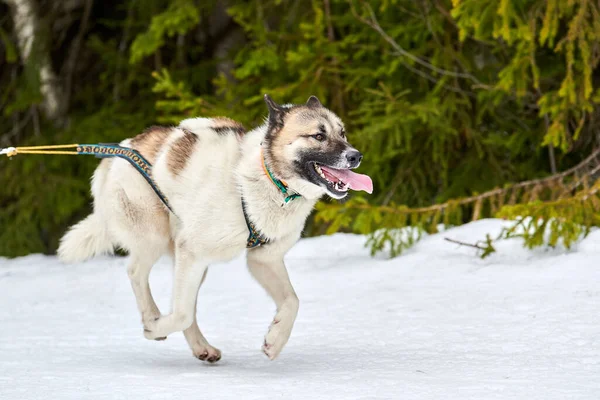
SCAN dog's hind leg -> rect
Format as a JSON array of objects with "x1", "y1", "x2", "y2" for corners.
[
  {"x1": 247, "y1": 248, "x2": 299, "y2": 360},
  {"x1": 143, "y1": 242, "x2": 208, "y2": 342},
  {"x1": 127, "y1": 251, "x2": 163, "y2": 336},
  {"x1": 181, "y1": 269, "x2": 221, "y2": 363}
]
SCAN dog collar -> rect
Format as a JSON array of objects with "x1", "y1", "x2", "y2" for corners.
[{"x1": 261, "y1": 149, "x2": 301, "y2": 203}]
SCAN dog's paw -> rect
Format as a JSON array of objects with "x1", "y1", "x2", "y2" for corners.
[
  {"x1": 143, "y1": 317, "x2": 164, "y2": 341},
  {"x1": 143, "y1": 327, "x2": 165, "y2": 341},
  {"x1": 141, "y1": 311, "x2": 166, "y2": 340},
  {"x1": 262, "y1": 317, "x2": 291, "y2": 360},
  {"x1": 193, "y1": 345, "x2": 222, "y2": 363}
]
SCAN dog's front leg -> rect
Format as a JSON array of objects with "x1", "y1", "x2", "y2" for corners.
[
  {"x1": 247, "y1": 248, "x2": 299, "y2": 360},
  {"x1": 144, "y1": 242, "x2": 207, "y2": 340}
]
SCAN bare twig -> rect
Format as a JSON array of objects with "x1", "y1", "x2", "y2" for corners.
[
  {"x1": 176, "y1": 33, "x2": 186, "y2": 68},
  {"x1": 154, "y1": 49, "x2": 162, "y2": 70},
  {"x1": 324, "y1": 0, "x2": 335, "y2": 42},
  {"x1": 419, "y1": 0, "x2": 441, "y2": 47},
  {"x1": 324, "y1": 0, "x2": 345, "y2": 113},
  {"x1": 444, "y1": 237, "x2": 488, "y2": 250},
  {"x1": 113, "y1": 0, "x2": 136, "y2": 102},
  {"x1": 537, "y1": 85, "x2": 557, "y2": 174},
  {"x1": 1, "y1": 109, "x2": 33, "y2": 146},
  {"x1": 32, "y1": 105, "x2": 40, "y2": 137},
  {"x1": 382, "y1": 167, "x2": 409, "y2": 205},
  {"x1": 563, "y1": 152, "x2": 600, "y2": 195},
  {"x1": 62, "y1": 0, "x2": 94, "y2": 110},
  {"x1": 444, "y1": 236, "x2": 496, "y2": 258}
]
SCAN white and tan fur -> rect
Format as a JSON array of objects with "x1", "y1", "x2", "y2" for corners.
[{"x1": 58, "y1": 95, "x2": 362, "y2": 362}]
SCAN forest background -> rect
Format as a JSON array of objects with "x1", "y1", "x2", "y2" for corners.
[{"x1": 1, "y1": 0, "x2": 599, "y2": 257}]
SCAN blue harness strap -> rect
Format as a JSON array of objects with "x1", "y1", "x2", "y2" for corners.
[{"x1": 77, "y1": 144, "x2": 175, "y2": 213}]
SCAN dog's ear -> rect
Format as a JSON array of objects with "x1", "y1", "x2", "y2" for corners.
[
  {"x1": 264, "y1": 94, "x2": 286, "y2": 127},
  {"x1": 306, "y1": 95, "x2": 322, "y2": 109}
]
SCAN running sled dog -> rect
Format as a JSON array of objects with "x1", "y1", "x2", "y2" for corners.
[{"x1": 58, "y1": 95, "x2": 373, "y2": 362}]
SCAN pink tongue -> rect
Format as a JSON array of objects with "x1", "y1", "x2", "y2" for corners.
[{"x1": 320, "y1": 166, "x2": 373, "y2": 194}]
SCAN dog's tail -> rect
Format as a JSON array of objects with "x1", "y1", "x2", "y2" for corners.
[
  {"x1": 58, "y1": 159, "x2": 114, "y2": 263},
  {"x1": 58, "y1": 213, "x2": 114, "y2": 263}
]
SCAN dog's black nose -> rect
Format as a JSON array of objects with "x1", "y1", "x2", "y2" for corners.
[{"x1": 346, "y1": 150, "x2": 363, "y2": 167}]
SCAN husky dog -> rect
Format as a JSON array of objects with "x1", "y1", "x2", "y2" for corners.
[{"x1": 58, "y1": 95, "x2": 373, "y2": 362}]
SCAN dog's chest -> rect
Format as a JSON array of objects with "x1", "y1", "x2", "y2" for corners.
[{"x1": 249, "y1": 197, "x2": 315, "y2": 242}]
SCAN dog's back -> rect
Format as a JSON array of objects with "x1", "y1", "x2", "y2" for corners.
[{"x1": 58, "y1": 117, "x2": 248, "y2": 263}]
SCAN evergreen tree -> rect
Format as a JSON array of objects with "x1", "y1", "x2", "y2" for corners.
[{"x1": 1, "y1": 0, "x2": 599, "y2": 257}]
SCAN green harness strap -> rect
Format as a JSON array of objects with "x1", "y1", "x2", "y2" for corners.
[{"x1": 261, "y1": 155, "x2": 302, "y2": 203}]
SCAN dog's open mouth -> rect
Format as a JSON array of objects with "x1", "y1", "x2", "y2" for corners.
[{"x1": 313, "y1": 162, "x2": 373, "y2": 194}]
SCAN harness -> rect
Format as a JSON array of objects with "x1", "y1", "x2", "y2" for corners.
[
  {"x1": 242, "y1": 153, "x2": 302, "y2": 248},
  {"x1": 241, "y1": 198, "x2": 269, "y2": 248},
  {"x1": 1, "y1": 143, "x2": 301, "y2": 249},
  {"x1": 80, "y1": 144, "x2": 175, "y2": 213}
]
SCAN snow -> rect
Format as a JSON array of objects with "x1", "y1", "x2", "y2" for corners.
[{"x1": 1, "y1": 219, "x2": 599, "y2": 399}]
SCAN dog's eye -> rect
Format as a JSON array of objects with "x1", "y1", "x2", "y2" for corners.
[
  {"x1": 340, "y1": 130, "x2": 346, "y2": 138},
  {"x1": 314, "y1": 133, "x2": 326, "y2": 141}
]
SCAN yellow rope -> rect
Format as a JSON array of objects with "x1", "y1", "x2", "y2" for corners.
[
  {"x1": 15, "y1": 150, "x2": 80, "y2": 155},
  {"x1": 1, "y1": 144, "x2": 80, "y2": 157},
  {"x1": 15, "y1": 144, "x2": 79, "y2": 150}
]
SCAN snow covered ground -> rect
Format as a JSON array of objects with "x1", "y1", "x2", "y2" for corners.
[{"x1": 0, "y1": 219, "x2": 599, "y2": 399}]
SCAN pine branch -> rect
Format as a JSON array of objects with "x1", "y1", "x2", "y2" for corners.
[
  {"x1": 349, "y1": 0, "x2": 490, "y2": 89},
  {"x1": 330, "y1": 147, "x2": 600, "y2": 217},
  {"x1": 316, "y1": 148, "x2": 600, "y2": 258}
]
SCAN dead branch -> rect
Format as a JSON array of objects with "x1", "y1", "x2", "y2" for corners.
[
  {"x1": 62, "y1": 0, "x2": 93, "y2": 110},
  {"x1": 444, "y1": 237, "x2": 488, "y2": 250}
]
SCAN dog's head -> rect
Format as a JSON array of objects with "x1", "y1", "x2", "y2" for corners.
[{"x1": 262, "y1": 94, "x2": 373, "y2": 200}]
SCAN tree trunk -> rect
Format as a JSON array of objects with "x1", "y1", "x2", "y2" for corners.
[{"x1": 3, "y1": 0, "x2": 65, "y2": 123}]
